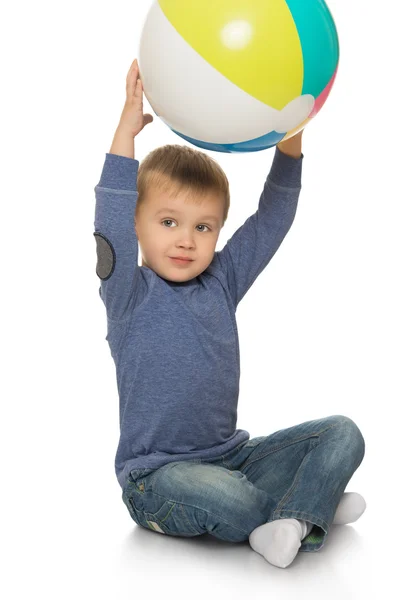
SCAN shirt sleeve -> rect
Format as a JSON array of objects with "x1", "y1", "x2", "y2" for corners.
[
  {"x1": 215, "y1": 146, "x2": 303, "y2": 308},
  {"x1": 93, "y1": 153, "x2": 142, "y2": 321}
]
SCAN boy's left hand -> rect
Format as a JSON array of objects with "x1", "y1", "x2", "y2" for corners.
[{"x1": 277, "y1": 130, "x2": 303, "y2": 159}]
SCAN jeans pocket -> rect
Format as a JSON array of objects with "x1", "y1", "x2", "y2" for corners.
[
  {"x1": 144, "y1": 499, "x2": 202, "y2": 538},
  {"x1": 122, "y1": 471, "x2": 153, "y2": 524},
  {"x1": 125, "y1": 467, "x2": 202, "y2": 538}
]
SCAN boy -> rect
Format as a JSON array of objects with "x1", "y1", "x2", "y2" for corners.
[{"x1": 93, "y1": 58, "x2": 366, "y2": 568}]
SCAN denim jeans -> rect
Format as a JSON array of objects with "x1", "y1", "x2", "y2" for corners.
[{"x1": 121, "y1": 415, "x2": 365, "y2": 551}]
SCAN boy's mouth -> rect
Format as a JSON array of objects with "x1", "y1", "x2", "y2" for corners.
[{"x1": 170, "y1": 257, "x2": 193, "y2": 265}]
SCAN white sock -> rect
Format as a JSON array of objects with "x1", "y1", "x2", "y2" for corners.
[
  {"x1": 249, "y1": 492, "x2": 366, "y2": 569},
  {"x1": 249, "y1": 518, "x2": 309, "y2": 569},
  {"x1": 332, "y1": 492, "x2": 367, "y2": 525}
]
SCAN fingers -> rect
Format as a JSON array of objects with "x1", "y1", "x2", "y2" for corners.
[
  {"x1": 134, "y1": 77, "x2": 143, "y2": 98},
  {"x1": 127, "y1": 58, "x2": 138, "y2": 76},
  {"x1": 126, "y1": 59, "x2": 140, "y2": 98}
]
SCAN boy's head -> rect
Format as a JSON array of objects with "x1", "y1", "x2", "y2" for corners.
[{"x1": 135, "y1": 144, "x2": 230, "y2": 282}]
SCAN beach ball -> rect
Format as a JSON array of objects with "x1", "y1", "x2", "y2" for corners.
[{"x1": 138, "y1": 0, "x2": 339, "y2": 153}]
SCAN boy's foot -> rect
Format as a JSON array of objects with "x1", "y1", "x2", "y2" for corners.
[
  {"x1": 249, "y1": 518, "x2": 308, "y2": 568},
  {"x1": 249, "y1": 492, "x2": 367, "y2": 569},
  {"x1": 332, "y1": 492, "x2": 367, "y2": 525}
]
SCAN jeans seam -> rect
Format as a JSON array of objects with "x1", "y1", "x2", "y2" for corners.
[
  {"x1": 240, "y1": 432, "x2": 316, "y2": 471},
  {"x1": 177, "y1": 502, "x2": 202, "y2": 535},
  {"x1": 240, "y1": 421, "x2": 344, "y2": 472},
  {"x1": 273, "y1": 420, "x2": 346, "y2": 515}
]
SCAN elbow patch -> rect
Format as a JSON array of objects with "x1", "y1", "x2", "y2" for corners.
[{"x1": 93, "y1": 232, "x2": 116, "y2": 280}]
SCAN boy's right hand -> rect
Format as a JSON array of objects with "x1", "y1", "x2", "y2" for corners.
[{"x1": 118, "y1": 58, "x2": 153, "y2": 138}]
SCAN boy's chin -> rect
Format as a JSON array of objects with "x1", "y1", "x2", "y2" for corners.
[
  {"x1": 142, "y1": 258, "x2": 210, "y2": 281},
  {"x1": 163, "y1": 272, "x2": 196, "y2": 283}
]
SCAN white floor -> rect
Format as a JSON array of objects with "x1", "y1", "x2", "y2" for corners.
[
  {"x1": 113, "y1": 508, "x2": 386, "y2": 598},
  {"x1": 6, "y1": 478, "x2": 392, "y2": 600}
]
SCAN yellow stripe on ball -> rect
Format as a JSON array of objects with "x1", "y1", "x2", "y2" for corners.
[{"x1": 159, "y1": 0, "x2": 304, "y2": 110}]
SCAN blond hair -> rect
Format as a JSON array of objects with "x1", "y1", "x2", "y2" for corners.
[{"x1": 137, "y1": 144, "x2": 230, "y2": 226}]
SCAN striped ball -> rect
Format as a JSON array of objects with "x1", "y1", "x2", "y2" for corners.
[{"x1": 139, "y1": 0, "x2": 339, "y2": 153}]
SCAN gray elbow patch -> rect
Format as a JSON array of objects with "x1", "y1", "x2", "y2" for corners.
[{"x1": 93, "y1": 232, "x2": 116, "y2": 280}]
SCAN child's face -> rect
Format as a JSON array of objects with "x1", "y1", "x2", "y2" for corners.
[{"x1": 135, "y1": 184, "x2": 224, "y2": 282}]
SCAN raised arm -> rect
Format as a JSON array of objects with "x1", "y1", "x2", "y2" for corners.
[
  {"x1": 215, "y1": 131, "x2": 304, "y2": 308},
  {"x1": 93, "y1": 58, "x2": 153, "y2": 321}
]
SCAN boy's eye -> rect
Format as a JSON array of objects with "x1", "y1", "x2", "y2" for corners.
[{"x1": 161, "y1": 220, "x2": 210, "y2": 232}]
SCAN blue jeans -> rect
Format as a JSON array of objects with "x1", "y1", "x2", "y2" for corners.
[{"x1": 121, "y1": 415, "x2": 365, "y2": 551}]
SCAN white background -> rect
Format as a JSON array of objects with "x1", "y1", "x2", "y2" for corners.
[{"x1": 1, "y1": 0, "x2": 399, "y2": 598}]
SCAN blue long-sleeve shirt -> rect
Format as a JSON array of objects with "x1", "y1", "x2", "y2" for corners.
[{"x1": 93, "y1": 146, "x2": 302, "y2": 489}]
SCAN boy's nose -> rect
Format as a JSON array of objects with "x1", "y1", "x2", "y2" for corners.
[{"x1": 177, "y1": 234, "x2": 195, "y2": 247}]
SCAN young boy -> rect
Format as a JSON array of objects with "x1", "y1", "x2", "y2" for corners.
[{"x1": 93, "y1": 58, "x2": 366, "y2": 569}]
